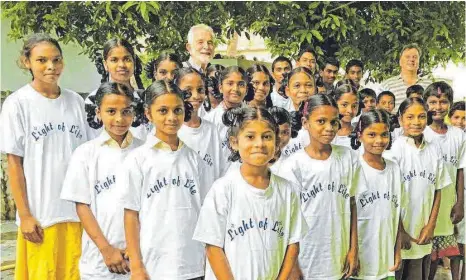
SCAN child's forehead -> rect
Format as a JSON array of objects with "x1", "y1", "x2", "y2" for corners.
[{"x1": 241, "y1": 119, "x2": 275, "y2": 131}]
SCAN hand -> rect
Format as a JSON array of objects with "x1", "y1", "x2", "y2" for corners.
[
  {"x1": 389, "y1": 248, "x2": 402, "y2": 272},
  {"x1": 288, "y1": 262, "x2": 304, "y2": 280},
  {"x1": 451, "y1": 202, "x2": 464, "y2": 224},
  {"x1": 100, "y1": 245, "x2": 130, "y2": 275},
  {"x1": 342, "y1": 249, "x2": 360, "y2": 279},
  {"x1": 417, "y1": 224, "x2": 435, "y2": 245},
  {"x1": 400, "y1": 230, "x2": 418, "y2": 250},
  {"x1": 20, "y1": 215, "x2": 44, "y2": 244},
  {"x1": 130, "y1": 268, "x2": 150, "y2": 280}
]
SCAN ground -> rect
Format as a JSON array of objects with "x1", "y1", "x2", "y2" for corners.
[{"x1": 0, "y1": 221, "x2": 456, "y2": 279}]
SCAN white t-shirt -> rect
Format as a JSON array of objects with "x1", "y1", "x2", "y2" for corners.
[
  {"x1": 456, "y1": 147, "x2": 466, "y2": 244},
  {"x1": 270, "y1": 88, "x2": 288, "y2": 109},
  {"x1": 60, "y1": 130, "x2": 143, "y2": 280},
  {"x1": 0, "y1": 84, "x2": 89, "y2": 228},
  {"x1": 424, "y1": 125, "x2": 466, "y2": 236},
  {"x1": 391, "y1": 127, "x2": 404, "y2": 142},
  {"x1": 84, "y1": 89, "x2": 149, "y2": 141},
  {"x1": 384, "y1": 136, "x2": 452, "y2": 259},
  {"x1": 281, "y1": 129, "x2": 309, "y2": 158},
  {"x1": 193, "y1": 168, "x2": 308, "y2": 280},
  {"x1": 279, "y1": 145, "x2": 366, "y2": 280},
  {"x1": 119, "y1": 135, "x2": 212, "y2": 279},
  {"x1": 354, "y1": 156, "x2": 403, "y2": 280},
  {"x1": 332, "y1": 134, "x2": 352, "y2": 148},
  {"x1": 179, "y1": 120, "x2": 227, "y2": 180},
  {"x1": 283, "y1": 98, "x2": 297, "y2": 113},
  {"x1": 198, "y1": 105, "x2": 208, "y2": 119}
]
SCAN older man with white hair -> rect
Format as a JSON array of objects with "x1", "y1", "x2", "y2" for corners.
[{"x1": 183, "y1": 24, "x2": 216, "y2": 74}]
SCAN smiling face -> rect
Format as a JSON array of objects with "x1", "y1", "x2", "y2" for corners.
[
  {"x1": 230, "y1": 119, "x2": 276, "y2": 167},
  {"x1": 359, "y1": 123, "x2": 390, "y2": 156},
  {"x1": 220, "y1": 72, "x2": 247, "y2": 107},
  {"x1": 304, "y1": 105, "x2": 340, "y2": 145},
  {"x1": 96, "y1": 94, "x2": 134, "y2": 140},
  {"x1": 399, "y1": 48, "x2": 420, "y2": 73},
  {"x1": 155, "y1": 59, "x2": 179, "y2": 81},
  {"x1": 187, "y1": 28, "x2": 215, "y2": 65},
  {"x1": 251, "y1": 72, "x2": 271, "y2": 102},
  {"x1": 104, "y1": 46, "x2": 134, "y2": 84},
  {"x1": 146, "y1": 94, "x2": 185, "y2": 137},
  {"x1": 272, "y1": 61, "x2": 292, "y2": 86},
  {"x1": 336, "y1": 93, "x2": 359, "y2": 123},
  {"x1": 362, "y1": 96, "x2": 376, "y2": 112},
  {"x1": 24, "y1": 42, "x2": 64, "y2": 86},
  {"x1": 320, "y1": 64, "x2": 338, "y2": 85},
  {"x1": 450, "y1": 109, "x2": 465, "y2": 130},
  {"x1": 297, "y1": 52, "x2": 317, "y2": 73},
  {"x1": 377, "y1": 95, "x2": 395, "y2": 114},
  {"x1": 399, "y1": 103, "x2": 427, "y2": 138},
  {"x1": 426, "y1": 94, "x2": 450, "y2": 122},
  {"x1": 346, "y1": 65, "x2": 363, "y2": 86},
  {"x1": 178, "y1": 73, "x2": 206, "y2": 113},
  {"x1": 285, "y1": 72, "x2": 315, "y2": 108}
]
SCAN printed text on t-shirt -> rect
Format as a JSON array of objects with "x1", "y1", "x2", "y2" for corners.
[
  {"x1": 402, "y1": 169, "x2": 436, "y2": 185},
  {"x1": 146, "y1": 176, "x2": 197, "y2": 198},
  {"x1": 227, "y1": 218, "x2": 285, "y2": 241},
  {"x1": 300, "y1": 181, "x2": 350, "y2": 203},
  {"x1": 31, "y1": 122, "x2": 83, "y2": 141}
]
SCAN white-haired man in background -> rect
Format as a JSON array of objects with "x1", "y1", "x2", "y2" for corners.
[{"x1": 183, "y1": 24, "x2": 216, "y2": 73}]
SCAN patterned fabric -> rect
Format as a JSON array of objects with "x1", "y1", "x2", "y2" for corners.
[{"x1": 431, "y1": 234, "x2": 461, "y2": 260}]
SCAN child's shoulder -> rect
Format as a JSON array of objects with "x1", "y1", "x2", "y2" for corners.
[
  {"x1": 331, "y1": 144, "x2": 354, "y2": 160},
  {"x1": 4, "y1": 84, "x2": 37, "y2": 105},
  {"x1": 271, "y1": 173, "x2": 299, "y2": 193}
]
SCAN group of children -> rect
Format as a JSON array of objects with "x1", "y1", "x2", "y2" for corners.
[{"x1": 0, "y1": 33, "x2": 465, "y2": 280}]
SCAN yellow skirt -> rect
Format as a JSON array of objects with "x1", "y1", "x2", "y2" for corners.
[{"x1": 14, "y1": 222, "x2": 82, "y2": 280}]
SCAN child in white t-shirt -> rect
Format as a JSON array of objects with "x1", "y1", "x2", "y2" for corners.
[
  {"x1": 422, "y1": 83, "x2": 465, "y2": 280},
  {"x1": 279, "y1": 94, "x2": 364, "y2": 280},
  {"x1": 176, "y1": 67, "x2": 226, "y2": 179},
  {"x1": 205, "y1": 66, "x2": 248, "y2": 170},
  {"x1": 0, "y1": 33, "x2": 89, "y2": 280},
  {"x1": 281, "y1": 67, "x2": 315, "y2": 113},
  {"x1": 350, "y1": 109, "x2": 404, "y2": 279},
  {"x1": 60, "y1": 82, "x2": 144, "y2": 279},
  {"x1": 333, "y1": 83, "x2": 361, "y2": 148},
  {"x1": 85, "y1": 38, "x2": 148, "y2": 140},
  {"x1": 244, "y1": 64, "x2": 274, "y2": 109},
  {"x1": 193, "y1": 106, "x2": 307, "y2": 279},
  {"x1": 383, "y1": 97, "x2": 452, "y2": 280},
  {"x1": 120, "y1": 80, "x2": 212, "y2": 280}
]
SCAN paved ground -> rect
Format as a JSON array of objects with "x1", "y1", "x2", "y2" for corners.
[{"x1": 0, "y1": 221, "x2": 457, "y2": 280}]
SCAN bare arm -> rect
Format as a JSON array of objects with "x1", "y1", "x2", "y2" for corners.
[
  {"x1": 343, "y1": 197, "x2": 359, "y2": 279},
  {"x1": 77, "y1": 203, "x2": 129, "y2": 274},
  {"x1": 418, "y1": 190, "x2": 441, "y2": 244},
  {"x1": 206, "y1": 244, "x2": 234, "y2": 280},
  {"x1": 124, "y1": 209, "x2": 148, "y2": 279},
  {"x1": 277, "y1": 243, "x2": 299, "y2": 280},
  {"x1": 390, "y1": 220, "x2": 402, "y2": 271},
  {"x1": 451, "y1": 169, "x2": 464, "y2": 224},
  {"x1": 7, "y1": 154, "x2": 43, "y2": 243}
]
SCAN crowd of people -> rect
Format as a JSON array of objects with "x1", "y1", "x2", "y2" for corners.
[{"x1": 0, "y1": 23, "x2": 465, "y2": 280}]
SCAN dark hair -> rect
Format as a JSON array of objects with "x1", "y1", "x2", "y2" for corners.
[
  {"x1": 397, "y1": 97, "x2": 433, "y2": 126},
  {"x1": 377, "y1": 90, "x2": 396, "y2": 104},
  {"x1": 400, "y1": 43, "x2": 422, "y2": 58},
  {"x1": 297, "y1": 47, "x2": 317, "y2": 61},
  {"x1": 268, "y1": 106, "x2": 300, "y2": 138},
  {"x1": 350, "y1": 109, "x2": 393, "y2": 150},
  {"x1": 345, "y1": 59, "x2": 364, "y2": 73},
  {"x1": 406, "y1": 85, "x2": 425, "y2": 98},
  {"x1": 320, "y1": 57, "x2": 340, "y2": 71},
  {"x1": 333, "y1": 83, "x2": 358, "y2": 102},
  {"x1": 279, "y1": 66, "x2": 315, "y2": 97},
  {"x1": 359, "y1": 88, "x2": 376, "y2": 109},
  {"x1": 142, "y1": 80, "x2": 193, "y2": 122},
  {"x1": 219, "y1": 66, "x2": 248, "y2": 84},
  {"x1": 272, "y1": 56, "x2": 292, "y2": 72},
  {"x1": 291, "y1": 93, "x2": 339, "y2": 131},
  {"x1": 423, "y1": 81, "x2": 454, "y2": 104},
  {"x1": 449, "y1": 101, "x2": 465, "y2": 118},
  {"x1": 175, "y1": 67, "x2": 211, "y2": 112},
  {"x1": 94, "y1": 38, "x2": 143, "y2": 89},
  {"x1": 206, "y1": 64, "x2": 225, "y2": 77},
  {"x1": 18, "y1": 33, "x2": 63, "y2": 78},
  {"x1": 245, "y1": 64, "x2": 274, "y2": 108},
  {"x1": 222, "y1": 107, "x2": 279, "y2": 162},
  {"x1": 85, "y1": 82, "x2": 143, "y2": 129},
  {"x1": 336, "y1": 79, "x2": 359, "y2": 95},
  {"x1": 144, "y1": 53, "x2": 182, "y2": 81}
]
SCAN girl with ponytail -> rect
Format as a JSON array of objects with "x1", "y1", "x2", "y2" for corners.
[{"x1": 86, "y1": 38, "x2": 147, "y2": 140}]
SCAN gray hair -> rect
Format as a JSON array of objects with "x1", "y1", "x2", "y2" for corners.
[{"x1": 187, "y1": 24, "x2": 215, "y2": 45}]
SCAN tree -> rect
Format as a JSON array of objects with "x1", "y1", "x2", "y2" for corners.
[{"x1": 2, "y1": 1, "x2": 464, "y2": 83}]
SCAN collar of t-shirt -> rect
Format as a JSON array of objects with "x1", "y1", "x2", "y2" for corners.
[
  {"x1": 97, "y1": 129, "x2": 134, "y2": 149},
  {"x1": 145, "y1": 134, "x2": 184, "y2": 151},
  {"x1": 397, "y1": 74, "x2": 426, "y2": 85},
  {"x1": 403, "y1": 135, "x2": 426, "y2": 150}
]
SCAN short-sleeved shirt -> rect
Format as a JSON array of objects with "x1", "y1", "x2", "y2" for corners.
[
  {"x1": 278, "y1": 145, "x2": 366, "y2": 280},
  {"x1": 119, "y1": 135, "x2": 211, "y2": 279},
  {"x1": 270, "y1": 88, "x2": 288, "y2": 109},
  {"x1": 0, "y1": 84, "x2": 89, "y2": 228},
  {"x1": 193, "y1": 167, "x2": 308, "y2": 279},
  {"x1": 379, "y1": 74, "x2": 433, "y2": 112},
  {"x1": 384, "y1": 136, "x2": 452, "y2": 259},
  {"x1": 60, "y1": 130, "x2": 143, "y2": 280}
]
